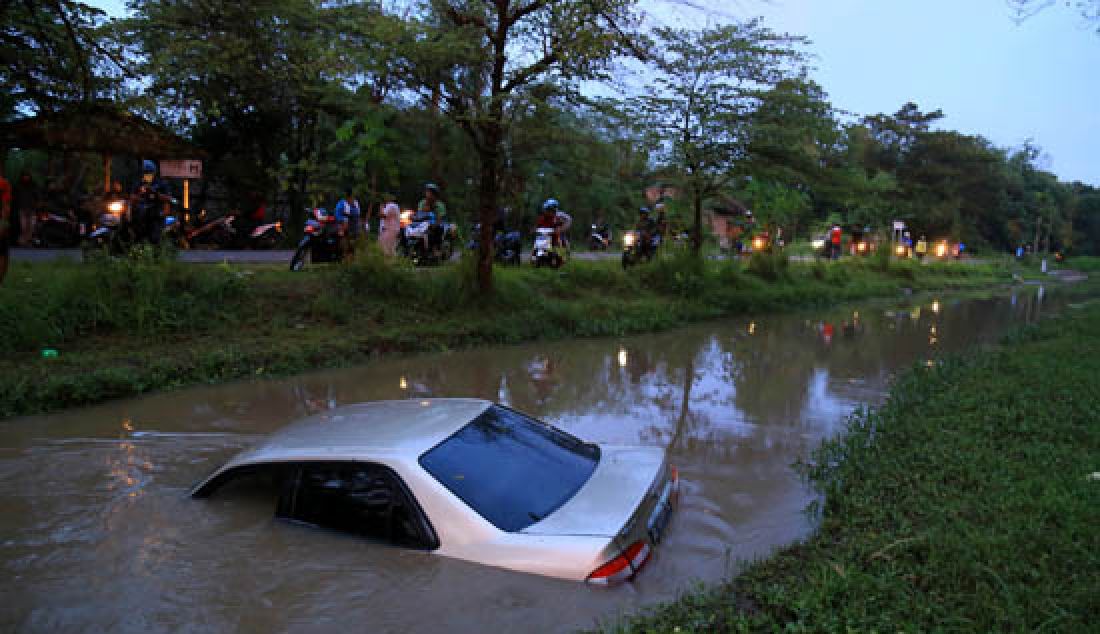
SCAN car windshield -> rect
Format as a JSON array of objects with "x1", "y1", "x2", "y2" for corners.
[{"x1": 419, "y1": 405, "x2": 600, "y2": 532}]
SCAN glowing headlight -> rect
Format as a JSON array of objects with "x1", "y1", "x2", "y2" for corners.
[
  {"x1": 936, "y1": 243, "x2": 947, "y2": 257},
  {"x1": 623, "y1": 232, "x2": 636, "y2": 247},
  {"x1": 811, "y1": 239, "x2": 825, "y2": 250},
  {"x1": 895, "y1": 245, "x2": 906, "y2": 256},
  {"x1": 400, "y1": 210, "x2": 413, "y2": 227},
  {"x1": 107, "y1": 201, "x2": 125, "y2": 214},
  {"x1": 857, "y1": 241, "x2": 867, "y2": 252},
  {"x1": 753, "y1": 237, "x2": 765, "y2": 250}
]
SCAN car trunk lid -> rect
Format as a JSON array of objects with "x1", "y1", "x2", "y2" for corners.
[{"x1": 520, "y1": 446, "x2": 668, "y2": 539}]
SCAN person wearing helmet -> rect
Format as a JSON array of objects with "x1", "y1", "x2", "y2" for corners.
[
  {"x1": 132, "y1": 159, "x2": 171, "y2": 246},
  {"x1": 417, "y1": 182, "x2": 447, "y2": 256},
  {"x1": 536, "y1": 198, "x2": 570, "y2": 248}
]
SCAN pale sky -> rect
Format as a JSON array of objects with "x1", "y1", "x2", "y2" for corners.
[{"x1": 89, "y1": 0, "x2": 1098, "y2": 184}]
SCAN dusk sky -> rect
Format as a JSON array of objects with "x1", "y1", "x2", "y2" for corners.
[{"x1": 90, "y1": 0, "x2": 1098, "y2": 184}]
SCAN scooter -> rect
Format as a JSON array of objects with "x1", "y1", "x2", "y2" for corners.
[
  {"x1": 467, "y1": 223, "x2": 522, "y2": 265},
  {"x1": 531, "y1": 227, "x2": 565, "y2": 268},
  {"x1": 621, "y1": 230, "x2": 659, "y2": 269},
  {"x1": 290, "y1": 208, "x2": 349, "y2": 271},
  {"x1": 589, "y1": 224, "x2": 611, "y2": 250},
  {"x1": 83, "y1": 198, "x2": 133, "y2": 256},
  {"x1": 32, "y1": 209, "x2": 84, "y2": 248},
  {"x1": 398, "y1": 210, "x2": 457, "y2": 266}
]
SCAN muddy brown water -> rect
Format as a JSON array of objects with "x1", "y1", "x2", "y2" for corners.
[{"x1": 0, "y1": 286, "x2": 1063, "y2": 633}]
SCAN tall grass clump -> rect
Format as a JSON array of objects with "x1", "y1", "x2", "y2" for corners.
[
  {"x1": 746, "y1": 250, "x2": 790, "y2": 281},
  {"x1": 0, "y1": 252, "x2": 247, "y2": 354},
  {"x1": 638, "y1": 250, "x2": 709, "y2": 296}
]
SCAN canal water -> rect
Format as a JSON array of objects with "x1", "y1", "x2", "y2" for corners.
[{"x1": 0, "y1": 286, "x2": 1061, "y2": 633}]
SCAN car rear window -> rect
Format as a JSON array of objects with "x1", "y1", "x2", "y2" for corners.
[{"x1": 419, "y1": 405, "x2": 600, "y2": 532}]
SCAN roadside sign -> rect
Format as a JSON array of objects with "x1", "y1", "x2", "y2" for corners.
[
  {"x1": 160, "y1": 159, "x2": 203, "y2": 179},
  {"x1": 893, "y1": 220, "x2": 905, "y2": 231}
]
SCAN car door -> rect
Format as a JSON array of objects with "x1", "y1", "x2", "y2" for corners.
[{"x1": 277, "y1": 462, "x2": 438, "y2": 550}]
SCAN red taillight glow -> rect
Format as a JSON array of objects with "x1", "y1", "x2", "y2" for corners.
[
  {"x1": 305, "y1": 225, "x2": 316, "y2": 234},
  {"x1": 586, "y1": 540, "x2": 651, "y2": 586}
]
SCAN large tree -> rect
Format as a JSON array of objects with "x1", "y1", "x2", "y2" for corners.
[
  {"x1": 394, "y1": 0, "x2": 644, "y2": 292},
  {"x1": 626, "y1": 21, "x2": 806, "y2": 253},
  {"x1": 123, "y1": 0, "x2": 376, "y2": 214},
  {"x1": 0, "y1": 0, "x2": 125, "y2": 116}
]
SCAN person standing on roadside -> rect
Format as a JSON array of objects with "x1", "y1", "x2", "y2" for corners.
[
  {"x1": 829, "y1": 223, "x2": 842, "y2": 259},
  {"x1": 378, "y1": 194, "x2": 400, "y2": 257},
  {"x1": 0, "y1": 163, "x2": 13, "y2": 285}
]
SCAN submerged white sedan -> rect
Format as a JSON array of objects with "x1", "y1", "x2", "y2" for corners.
[{"x1": 192, "y1": 399, "x2": 679, "y2": 584}]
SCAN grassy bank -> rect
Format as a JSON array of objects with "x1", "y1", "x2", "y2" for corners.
[
  {"x1": 602, "y1": 300, "x2": 1100, "y2": 632},
  {"x1": 0, "y1": 248, "x2": 1024, "y2": 418}
]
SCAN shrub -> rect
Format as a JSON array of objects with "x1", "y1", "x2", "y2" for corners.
[{"x1": 746, "y1": 250, "x2": 790, "y2": 281}]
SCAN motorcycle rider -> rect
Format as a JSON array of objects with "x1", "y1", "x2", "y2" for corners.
[
  {"x1": 536, "y1": 199, "x2": 571, "y2": 248},
  {"x1": 132, "y1": 160, "x2": 171, "y2": 246},
  {"x1": 417, "y1": 183, "x2": 447, "y2": 257}
]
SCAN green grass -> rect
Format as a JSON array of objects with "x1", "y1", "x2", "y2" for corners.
[
  {"x1": 599, "y1": 299, "x2": 1100, "y2": 633},
  {"x1": 0, "y1": 248, "x2": 1023, "y2": 418}
]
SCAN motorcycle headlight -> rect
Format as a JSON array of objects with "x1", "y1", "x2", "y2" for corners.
[
  {"x1": 857, "y1": 241, "x2": 867, "y2": 252},
  {"x1": 753, "y1": 237, "x2": 765, "y2": 249},
  {"x1": 895, "y1": 245, "x2": 906, "y2": 256},
  {"x1": 623, "y1": 232, "x2": 636, "y2": 247},
  {"x1": 107, "y1": 201, "x2": 125, "y2": 214},
  {"x1": 936, "y1": 243, "x2": 947, "y2": 257}
]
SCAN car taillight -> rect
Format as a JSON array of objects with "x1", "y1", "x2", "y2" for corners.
[
  {"x1": 305, "y1": 225, "x2": 316, "y2": 234},
  {"x1": 586, "y1": 540, "x2": 651, "y2": 586}
]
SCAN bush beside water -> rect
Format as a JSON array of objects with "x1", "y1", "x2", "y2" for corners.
[{"x1": 1, "y1": 250, "x2": 1018, "y2": 417}]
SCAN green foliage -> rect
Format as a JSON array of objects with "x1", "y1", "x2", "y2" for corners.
[
  {"x1": 0, "y1": 0, "x2": 122, "y2": 115},
  {"x1": 622, "y1": 21, "x2": 808, "y2": 251},
  {"x1": 0, "y1": 257, "x2": 1014, "y2": 418},
  {"x1": 746, "y1": 250, "x2": 790, "y2": 281},
  {"x1": 0, "y1": 254, "x2": 246, "y2": 355}
]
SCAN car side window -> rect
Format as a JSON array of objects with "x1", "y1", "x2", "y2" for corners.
[{"x1": 277, "y1": 463, "x2": 437, "y2": 550}]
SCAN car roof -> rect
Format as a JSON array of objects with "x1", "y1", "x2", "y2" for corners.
[{"x1": 212, "y1": 398, "x2": 491, "y2": 470}]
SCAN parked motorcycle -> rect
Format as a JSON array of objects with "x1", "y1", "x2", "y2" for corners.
[
  {"x1": 186, "y1": 209, "x2": 285, "y2": 250},
  {"x1": 467, "y1": 223, "x2": 522, "y2": 265},
  {"x1": 621, "y1": 230, "x2": 659, "y2": 268},
  {"x1": 32, "y1": 209, "x2": 84, "y2": 248},
  {"x1": 531, "y1": 227, "x2": 565, "y2": 268},
  {"x1": 398, "y1": 210, "x2": 457, "y2": 266},
  {"x1": 589, "y1": 224, "x2": 611, "y2": 250},
  {"x1": 290, "y1": 208, "x2": 349, "y2": 271}
]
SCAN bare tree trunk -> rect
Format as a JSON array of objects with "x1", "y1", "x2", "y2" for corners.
[
  {"x1": 430, "y1": 85, "x2": 442, "y2": 186},
  {"x1": 477, "y1": 125, "x2": 502, "y2": 294}
]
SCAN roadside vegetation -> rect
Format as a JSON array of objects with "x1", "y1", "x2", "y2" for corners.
[
  {"x1": 0, "y1": 249, "x2": 1022, "y2": 418},
  {"x1": 600, "y1": 298, "x2": 1100, "y2": 633}
]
